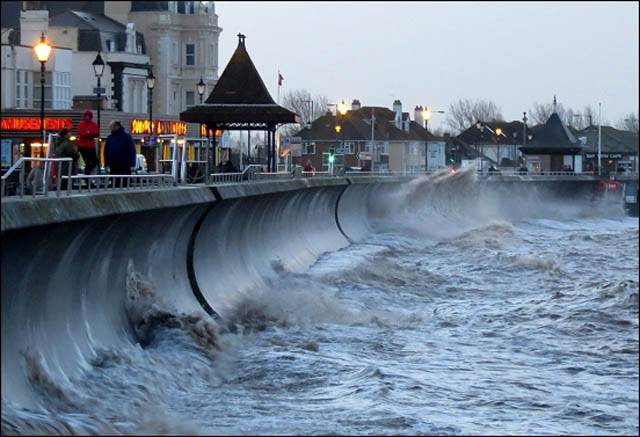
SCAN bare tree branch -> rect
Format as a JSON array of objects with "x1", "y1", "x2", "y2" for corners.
[
  {"x1": 445, "y1": 98, "x2": 504, "y2": 134},
  {"x1": 280, "y1": 89, "x2": 330, "y2": 137},
  {"x1": 615, "y1": 112, "x2": 639, "y2": 133}
]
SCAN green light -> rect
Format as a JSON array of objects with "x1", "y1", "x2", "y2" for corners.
[{"x1": 328, "y1": 154, "x2": 335, "y2": 163}]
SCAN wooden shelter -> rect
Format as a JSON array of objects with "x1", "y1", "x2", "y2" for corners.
[{"x1": 180, "y1": 34, "x2": 300, "y2": 172}]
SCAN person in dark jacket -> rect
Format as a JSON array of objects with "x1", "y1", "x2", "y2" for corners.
[
  {"x1": 75, "y1": 109, "x2": 100, "y2": 175},
  {"x1": 55, "y1": 128, "x2": 80, "y2": 188},
  {"x1": 105, "y1": 121, "x2": 136, "y2": 186}
]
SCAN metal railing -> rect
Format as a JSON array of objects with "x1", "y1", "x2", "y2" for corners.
[
  {"x1": 208, "y1": 164, "x2": 262, "y2": 184},
  {"x1": 2, "y1": 157, "x2": 176, "y2": 199},
  {"x1": 62, "y1": 174, "x2": 175, "y2": 195},
  {"x1": 1, "y1": 157, "x2": 72, "y2": 198}
]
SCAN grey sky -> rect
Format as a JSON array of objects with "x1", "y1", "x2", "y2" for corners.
[{"x1": 215, "y1": 1, "x2": 639, "y2": 130}]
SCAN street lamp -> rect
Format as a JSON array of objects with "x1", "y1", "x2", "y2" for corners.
[
  {"x1": 146, "y1": 68, "x2": 155, "y2": 136},
  {"x1": 422, "y1": 106, "x2": 445, "y2": 173},
  {"x1": 197, "y1": 76, "x2": 206, "y2": 145},
  {"x1": 92, "y1": 51, "x2": 105, "y2": 164},
  {"x1": 33, "y1": 32, "x2": 51, "y2": 146},
  {"x1": 197, "y1": 76, "x2": 206, "y2": 104}
]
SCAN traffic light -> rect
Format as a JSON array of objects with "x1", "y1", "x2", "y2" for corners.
[{"x1": 328, "y1": 148, "x2": 335, "y2": 163}]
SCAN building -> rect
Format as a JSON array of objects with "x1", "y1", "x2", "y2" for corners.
[
  {"x1": 574, "y1": 125, "x2": 639, "y2": 174},
  {"x1": 2, "y1": 1, "x2": 222, "y2": 117},
  {"x1": 291, "y1": 100, "x2": 442, "y2": 172},
  {"x1": 450, "y1": 120, "x2": 525, "y2": 170},
  {"x1": 128, "y1": 1, "x2": 221, "y2": 116},
  {"x1": 519, "y1": 111, "x2": 583, "y2": 173}
]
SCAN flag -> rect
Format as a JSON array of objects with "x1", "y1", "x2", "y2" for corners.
[{"x1": 278, "y1": 71, "x2": 284, "y2": 87}]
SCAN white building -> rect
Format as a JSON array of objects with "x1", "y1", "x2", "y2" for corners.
[
  {"x1": 1, "y1": 10, "x2": 73, "y2": 111},
  {"x1": 127, "y1": 1, "x2": 222, "y2": 116},
  {"x1": 1, "y1": 8, "x2": 151, "y2": 116}
]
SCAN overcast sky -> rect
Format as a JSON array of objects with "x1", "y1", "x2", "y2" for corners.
[{"x1": 215, "y1": 1, "x2": 639, "y2": 130}]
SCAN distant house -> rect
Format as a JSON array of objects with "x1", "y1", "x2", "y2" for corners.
[
  {"x1": 519, "y1": 112, "x2": 582, "y2": 173},
  {"x1": 450, "y1": 120, "x2": 526, "y2": 170},
  {"x1": 292, "y1": 100, "x2": 443, "y2": 172},
  {"x1": 573, "y1": 125, "x2": 639, "y2": 174}
]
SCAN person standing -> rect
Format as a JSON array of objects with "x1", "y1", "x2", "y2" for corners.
[
  {"x1": 75, "y1": 109, "x2": 100, "y2": 175},
  {"x1": 104, "y1": 121, "x2": 136, "y2": 187},
  {"x1": 55, "y1": 128, "x2": 80, "y2": 189}
]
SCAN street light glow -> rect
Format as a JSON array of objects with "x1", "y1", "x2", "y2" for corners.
[
  {"x1": 33, "y1": 33, "x2": 51, "y2": 63},
  {"x1": 495, "y1": 128, "x2": 502, "y2": 136},
  {"x1": 335, "y1": 125, "x2": 342, "y2": 133},
  {"x1": 422, "y1": 107, "x2": 432, "y2": 121},
  {"x1": 337, "y1": 100, "x2": 348, "y2": 116}
]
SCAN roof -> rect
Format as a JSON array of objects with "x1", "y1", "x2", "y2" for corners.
[
  {"x1": 131, "y1": 1, "x2": 169, "y2": 11},
  {"x1": 293, "y1": 106, "x2": 442, "y2": 143},
  {"x1": 454, "y1": 120, "x2": 525, "y2": 145},
  {"x1": 49, "y1": 10, "x2": 125, "y2": 33},
  {"x1": 575, "y1": 126, "x2": 639, "y2": 154},
  {"x1": 180, "y1": 34, "x2": 299, "y2": 127},
  {"x1": 519, "y1": 112, "x2": 581, "y2": 154}
]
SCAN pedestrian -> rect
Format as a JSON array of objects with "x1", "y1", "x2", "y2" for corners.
[
  {"x1": 104, "y1": 121, "x2": 136, "y2": 187},
  {"x1": 75, "y1": 109, "x2": 100, "y2": 175},
  {"x1": 25, "y1": 161, "x2": 45, "y2": 194},
  {"x1": 55, "y1": 128, "x2": 80, "y2": 189},
  {"x1": 303, "y1": 160, "x2": 314, "y2": 172}
]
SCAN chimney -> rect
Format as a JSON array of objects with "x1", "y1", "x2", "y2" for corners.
[
  {"x1": 393, "y1": 99, "x2": 402, "y2": 129},
  {"x1": 414, "y1": 105, "x2": 424, "y2": 127},
  {"x1": 351, "y1": 99, "x2": 361, "y2": 111},
  {"x1": 20, "y1": 10, "x2": 49, "y2": 48}
]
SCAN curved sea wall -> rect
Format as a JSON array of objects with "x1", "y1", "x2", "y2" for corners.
[{"x1": 0, "y1": 173, "x2": 605, "y2": 411}]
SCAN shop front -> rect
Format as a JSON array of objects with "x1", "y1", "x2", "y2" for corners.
[{"x1": 1, "y1": 109, "x2": 208, "y2": 174}]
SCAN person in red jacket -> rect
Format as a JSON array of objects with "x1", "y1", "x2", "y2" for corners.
[{"x1": 75, "y1": 109, "x2": 100, "y2": 175}]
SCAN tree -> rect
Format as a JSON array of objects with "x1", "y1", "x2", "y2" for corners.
[
  {"x1": 280, "y1": 89, "x2": 330, "y2": 137},
  {"x1": 445, "y1": 98, "x2": 504, "y2": 134},
  {"x1": 615, "y1": 112, "x2": 639, "y2": 133},
  {"x1": 528, "y1": 101, "x2": 567, "y2": 125}
]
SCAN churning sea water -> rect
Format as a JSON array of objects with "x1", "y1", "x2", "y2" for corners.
[{"x1": 2, "y1": 178, "x2": 638, "y2": 435}]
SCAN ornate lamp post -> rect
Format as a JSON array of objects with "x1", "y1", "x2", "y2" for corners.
[
  {"x1": 197, "y1": 76, "x2": 206, "y2": 141},
  {"x1": 422, "y1": 106, "x2": 445, "y2": 172},
  {"x1": 33, "y1": 32, "x2": 52, "y2": 146},
  {"x1": 146, "y1": 68, "x2": 155, "y2": 136},
  {"x1": 92, "y1": 52, "x2": 105, "y2": 165},
  {"x1": 146, "y1": 67, "x2": 155, "y2": 168}
]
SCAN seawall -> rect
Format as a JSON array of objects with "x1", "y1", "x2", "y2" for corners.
[{"x1": 1, "y1": 175, "x2": 603, "y2": 408}]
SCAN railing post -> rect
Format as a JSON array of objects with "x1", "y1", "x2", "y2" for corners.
[
  {"x1": 56, "y1": 161, "x2": 62, "y2": 197},
  {"x1": 19, "y1": 164, "x2": 25, "y2": 198}
]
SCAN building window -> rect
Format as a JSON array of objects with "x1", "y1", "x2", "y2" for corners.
[
  {"x1": 185, "y1": 91, "x2": 195, "y2": 108},
  {"x1": 303, "y1": 142, "x2": 315, "y2": 155},
  {"x1": 32, "y1": 71, "x2": 53, "y2": 109},
  {"x1": 338, "y1": 142, "x2": 354, "y2": 154},
  {"x1": 52, "y1": 72, "x2": 71, "y2": 109},
  {"x1": 178, "y1": 1, "x2": 195, "y2": 14},
  {"x1": 15, "y1": 70, "x2": 32, "y2": 108},
  {"x1": 185, "y1": 44, "x2": 195, "y2": 65}
]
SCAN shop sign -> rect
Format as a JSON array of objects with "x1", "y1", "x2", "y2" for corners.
[
  {"x1": 200, "y1": 125, "x2": 223, "y2": 137},
  {"x1": 1, "y1": 117, "x2": 73, "y2": 131},
  {"x1": 584, "y1": 153, "x2": 623, "y2": 159},
  {"x1": 130, "y1": 119, "x2": 187, "y2": 136}
]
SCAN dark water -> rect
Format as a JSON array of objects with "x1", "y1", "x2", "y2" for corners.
[{"x1": 2, "y1": 179, "x2": 638, "y2": 435}]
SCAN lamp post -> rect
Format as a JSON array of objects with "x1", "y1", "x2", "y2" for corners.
[
  {"x1": 33, "y1": 32, "x2": 51, "y2": 146},
  {"x1": 421, "y1": 106, "x2": 445, "y2": 173},
  {"x1": 337, "y1": 99, "x2": 348, "y2": 153},
  {"x1": 197, "y1": 75, "x2": 205, "y2": 140},
  {"x1": 146, "y1": 67, "x2": 155, "y2": 168},
  {"x1": 92, "y1": 52, "x2": 105, "y2": 168}
]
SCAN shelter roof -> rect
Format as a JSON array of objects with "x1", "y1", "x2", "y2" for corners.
[
  {"x1": 520, "y1": 112, "x2": 580, "y2": 154},
  {"x1": 180, "y1": 34, "x2": 299, "y2": 128}
]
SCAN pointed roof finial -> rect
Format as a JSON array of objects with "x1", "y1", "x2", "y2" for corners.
[
  {"x1": 237, "y1": 33, "x2": 246, "y2": 48},
  {"x1": 553, "y1": 94, "x2": 557, "y2": 112}
]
